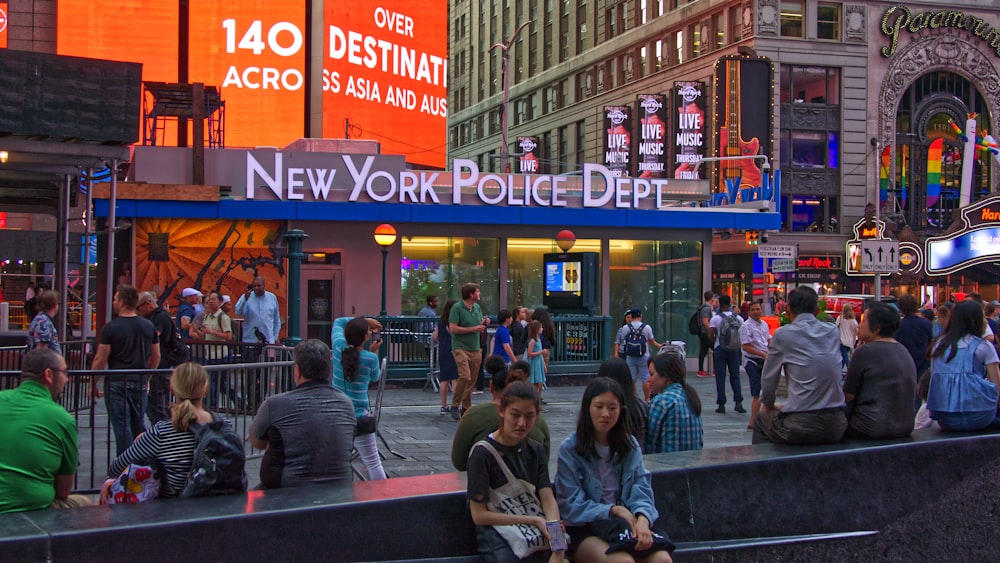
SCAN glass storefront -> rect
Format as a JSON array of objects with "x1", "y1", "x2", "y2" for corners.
[
  {"x1": 507, "y1": 238, "x2": 602, "y2": 311},
  {"x1": 399, "y1": 237, "x2": 501, "y2": 315}
]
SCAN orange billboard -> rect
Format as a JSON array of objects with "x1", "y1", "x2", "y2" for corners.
[
  {"x1": 322, "y1": 3, "x2": 448, "y2": 168},
  {"x1": 1, "y1": 3, "x2": 8, "y2": 49},
  {"x1": 188, "y1": 0, "x2": 305, "y2": 147}
]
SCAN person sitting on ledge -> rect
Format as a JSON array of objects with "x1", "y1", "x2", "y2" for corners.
[
  {"x1": 0, "y1": 348, "x2": 91, "y2": 513},
  {"x1": 753, "y1": 286, "x2": 847, "y2": 445}
]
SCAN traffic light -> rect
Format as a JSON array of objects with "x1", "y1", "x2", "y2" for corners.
[{"x1": 745, "y1": 231, "x2": 759, "y2": 246}]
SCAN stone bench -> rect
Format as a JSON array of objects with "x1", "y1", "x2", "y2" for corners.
[{"x1": 2, "y1": 428, "x2": 997, "y2": 562}]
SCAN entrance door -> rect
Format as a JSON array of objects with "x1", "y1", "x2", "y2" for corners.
[{"x1": 301, "y1": 267, "x2": 343, "y2": 347}]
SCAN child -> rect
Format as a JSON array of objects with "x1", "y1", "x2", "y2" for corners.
[{"x1": 526, "y1": 320, "x2": 547, "y2": 401}]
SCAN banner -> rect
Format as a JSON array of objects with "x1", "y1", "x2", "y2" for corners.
[
  {"x1": 636, "y1": 94, "x2": 667, "y2": 178},
  {"x1": 322, "y1": 2, "x2": 449, "y2": 168},
  {"x1": 0, "y1": 3, "x2": 8, "y2": 49},
  {"x1": 603, "y1": 105, "x2": 632, "y2": 178},
  {"x1": 673, "y1": 81, "x2": 706, "y2": 179},
  {"x1": 714, "y1": 57, "x2": 773, "y2": 193},
  {"x1": 518, "y1": 136, "x2": 540, "y2": 174}
]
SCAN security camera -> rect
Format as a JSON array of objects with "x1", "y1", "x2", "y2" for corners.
[
  {"x1": 761, "y1": 160, "x2": 771, "y2": 173},
  {"x1": 760, "y1": 232, "x2": 769, "y2": 243}
]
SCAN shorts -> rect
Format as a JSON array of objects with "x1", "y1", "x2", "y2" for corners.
[{"x1": 625, "y1": 355, "x2": 651, "y2": 383}]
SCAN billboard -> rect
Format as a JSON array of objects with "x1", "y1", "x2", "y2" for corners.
[
  {"x1": 322, "y1": 3, "x2": 449, "y2": 168},
  {"x1": 1, "y1": 3, "x2": 8, "y2": 49},
  {"x1": 518, "y1": 136, "x2": 540, "y2": 173},
  {"x1": 673, "y1": 81, "x2": 707, "y2": 179},
  {"x1": 635, "y1": 94, "x2": 667, "y2": 179},
  {"x1": 713, "y1": 56, "x2": 773, "y2": 193},
  {"x1": 603, "y1": 105, "x2": 632, "y2": 177}
]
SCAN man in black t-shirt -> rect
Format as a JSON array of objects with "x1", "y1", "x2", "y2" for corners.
[
  {"x1": 91, "y1": 285, "x2": 160, "y2": 456},
  {"x1": 138, "y1": 291, "x2": 175, "y2": 425}
]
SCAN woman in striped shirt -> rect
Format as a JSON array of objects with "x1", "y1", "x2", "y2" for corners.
[
  {"x1": 332, "y1": 316, "x2": 386, "y2": 480},
  {"x1": 108, "y1": 362, "x2": 224, "y2": 498}
]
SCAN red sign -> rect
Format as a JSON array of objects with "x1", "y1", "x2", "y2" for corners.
[{"x1": 0, "y1": 3, "x2": 8, "y2": 49}]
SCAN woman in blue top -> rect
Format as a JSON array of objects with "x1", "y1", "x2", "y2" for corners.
[
  {"x1": 332, "y1": 316, "x2": 386, "y2": 480},
  {"x1": 927, "y1": 300, "x2": 1000, "y2": 432},
  {"x1": 555, "y1": 378, "x2": 673, "y2": 563},
  {"x1": 645, "y1": 353, "x2": 703, "y2": 454}
]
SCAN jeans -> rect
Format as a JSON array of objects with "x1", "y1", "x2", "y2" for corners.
[
  {"x1": 744, "y1": 358, "x2": 763, "y2": 398},
  {"x1": 105, "y1": 379, "x2": 149, "y2": 456},
  {"x1": 475, "y1": 525, "x2": 550, "y2": 563},
  {"x1": 146, "y1": 374, "x2": 172, "y2": 425},
  {"x1": 698, "y1": 334, "x2": 711, "y2": 371},
  {"x1": 752, "y1": 407, "x2": 847, "y2": 445},
  {"x1": 840, "y1": 345, "x2": 852, "y2": 368},
  {"x1": 934, "y1": 410, "x2": 1000, "y2": 432},
  {"x1": 353, "y1": 432, "x2": 386, "y2": 480},
  {"x1": 714, "y1": 346, "x2": 743, "y2": 406}
]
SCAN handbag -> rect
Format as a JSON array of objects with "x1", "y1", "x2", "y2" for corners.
[
  {"x1": 473, "y1": 440, "x2": 549, "y2": 559},
  {"x1": 590, "y1": 516, "x2": 675, "y2": 556},
  {"x1": 100, "y1": 463, "x2": 161, "y2": 504},
  {"x1": 356, "y1": 414, "x2": 377, "y2": 435}
]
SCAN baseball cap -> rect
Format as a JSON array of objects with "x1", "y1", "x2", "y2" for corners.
[
  {"x1": 627, "y1": 307, "x2": 642, "y2": 317},
  {"x1": 181, "y1": 287, "x2": 203, "y2": 298},
  {"x1": 222, "y1": 295, "x2": 231, "y2": 304}
]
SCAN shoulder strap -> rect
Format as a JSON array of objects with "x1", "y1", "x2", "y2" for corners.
[{"x1": 471, "y1": 439, "x2": 518, "y2": 485}]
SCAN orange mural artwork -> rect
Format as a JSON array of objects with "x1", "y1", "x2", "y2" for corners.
[{"x1": 134, "y1": 218, "x2": 287, "y2": 334}]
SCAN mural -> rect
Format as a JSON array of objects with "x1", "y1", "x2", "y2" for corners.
[{"x1": 134, "y1": 218, "x2": 287, "y2": 327}]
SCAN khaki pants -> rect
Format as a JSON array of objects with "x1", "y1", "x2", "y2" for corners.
[
  {"x1": 50, "y1": 494, "x2": 93, "y2": 509},
  {"x1": 451, "y1": 348, "x2": 482, "y2": 411}
]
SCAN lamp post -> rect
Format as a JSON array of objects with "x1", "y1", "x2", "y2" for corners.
[
  {"x1": 490, "y1": 20, "x2": 531, "y2": 174},
  {"x1": 283, "y1": 229, "x2": 308, "y2": 345},
  {"x1": 374, "y1": 224, "x2": 397, "y2": 317},
  {"x1": 556, "y1": 229, "x2": 576, "y2": 252}
]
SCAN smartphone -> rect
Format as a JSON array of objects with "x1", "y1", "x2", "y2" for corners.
[
  {"x1": 371, "y1": 330, "x2": 382, "y2": 343},
  {"x1": 544, "y1": 521, "x2": 567, "y2": 552}
]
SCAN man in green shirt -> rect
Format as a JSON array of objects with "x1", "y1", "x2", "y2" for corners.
[
  {"x1": 0, "y1": 348, "x2": 91, "y2": 513},
  {"x1": 449, "y1": 282, "x2": 490, "y2": 419}
]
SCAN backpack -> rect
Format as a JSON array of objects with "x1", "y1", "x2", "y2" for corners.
[
  {"x1": 719, "y1": 314, "x2": 743, "y2": 352},
  {"x1": 180, "y1": 412, "x2": 248, "y2": 497},
  {"x1": 159, "y1": 308, "x2": 192, "y2": 366},
  {"x1": 623, "y1": 323, "x2": 648, "y2": 358},
  {"x1": 688, "y1": 305, "x2": 706, "y2": 335}
]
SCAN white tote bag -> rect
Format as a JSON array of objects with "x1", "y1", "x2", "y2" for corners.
[{"x1": 472, "y1": 440, "x2": 549, "y2": 558}]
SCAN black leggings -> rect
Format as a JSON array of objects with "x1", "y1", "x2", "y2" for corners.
[{"x1": 698, "y1": 335, "x2": 711, "y2": 370}]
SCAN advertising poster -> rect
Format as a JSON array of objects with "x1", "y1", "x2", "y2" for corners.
[
  {"x1": 322, "y1": 2, "x2": 449, "y2": 168},
  {"x1": 673, "y1": 81, "x2": 707, "y2": 180},
  {"x1": 635, "y1": 94, "x2": 667, "y2": 178},
  {"x1": 713, "y1": 56, "x2": 773, "y2": 192},
  {"x1": 0, "y1": 3, "x2": 8, "y2": 49},
  {"x1": 518, "y1": 136, "x2": 540, "y2": 174},
  {"x1": 603, "y1": 105, "x2": 632, "y2": 178}
]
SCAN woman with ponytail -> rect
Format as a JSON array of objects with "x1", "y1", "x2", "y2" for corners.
[
  {"x1": 645, "y1": 353, "x2": 703, "y2": 453},
  {"x1": 332, "y1": 316, "x2": 386, "y2": 480},
  {"x1": 108, "y1": 362, "x2": 223, "y2": 497}
]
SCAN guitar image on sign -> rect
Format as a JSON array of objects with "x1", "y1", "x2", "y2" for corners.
[{"x1": 718, "y1": 59, "x2": 762, "y2": 194}]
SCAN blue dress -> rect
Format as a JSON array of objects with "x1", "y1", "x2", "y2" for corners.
[
  {"x1": 927, "y1": 336, "x2": 1000, "y2": 431},
  {"x1": 438, "y1": 320, "x2": 458, "y2": 382},
  {"x1": 528, "y1": 339, "x2": 546, "y2": 384}
]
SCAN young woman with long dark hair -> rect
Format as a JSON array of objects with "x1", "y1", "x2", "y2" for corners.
[
  {"x1": 332, "y1": 316, "x2": 385, "y2": 480},
  {"x1": 597, "y1": 358, "x2": 648, "y2": 453},
  {"x1": 646, "y1": 354, "x2": 703, "y2": 453}
]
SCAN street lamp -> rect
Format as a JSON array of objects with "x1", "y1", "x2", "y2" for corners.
[
  {"x1": 490, "y1": 20, "x2": 531, "y2": 174},
  {"x1": 556, "y1": 229, "x2": 576, "y2": 252},
  {"x1": 373, "y1": 223, "x2": 397, "y2": 317}
]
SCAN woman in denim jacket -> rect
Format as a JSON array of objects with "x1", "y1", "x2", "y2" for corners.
[{"x1": 555, "y1": 377, "x2": 672, "y2": 563}]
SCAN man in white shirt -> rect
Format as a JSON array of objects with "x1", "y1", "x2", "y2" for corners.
[{"x1": 739, "y1": 302, "x2": 770, "y2": 429}]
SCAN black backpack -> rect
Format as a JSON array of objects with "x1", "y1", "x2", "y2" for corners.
[
  {"x1": 180, "y1": 412, "x2": 248, "y2": 497},
  {"x1": 159, "y1": 308, "x2": 192, "y2": 366},
  {"x1": 623, "y1": 323, "x2": 648, "y2": 357},
  {"x1": 688, "y1": 305, "x2": 706, "y2": 335}
]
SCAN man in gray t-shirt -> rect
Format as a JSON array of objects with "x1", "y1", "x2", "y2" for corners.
[{"x1": 250, "y1": 340, "x2": 356, "y2": 488}]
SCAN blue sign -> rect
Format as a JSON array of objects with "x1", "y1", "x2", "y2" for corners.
[
  {"x1": 709, "y1": 169, "x2": 781, "y2": 207},
  {"x1": 926, "y1": 226, "x2": 1000, "y2": 275}
]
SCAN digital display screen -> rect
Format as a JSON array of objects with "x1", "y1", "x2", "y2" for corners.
[{"x1": 545, "y1": 261, "x2": 582, "y2": 294}]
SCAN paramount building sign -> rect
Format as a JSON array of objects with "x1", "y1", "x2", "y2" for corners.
[
  {"x1": 243, "y1": 152, "x2": 710, "y2": 209},
  {"x1": 881, "y1": 5, "x2": 1000, "y2": 57}
]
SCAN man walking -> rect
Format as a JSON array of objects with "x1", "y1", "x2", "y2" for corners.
[
  {"x1": 26, "y1": 289, "x2": 61, "y2": 354},
  {"x1": 91, "y1": 285, "x2": 160, "y2": 455},
  {"x1": 0, "y1": 348, "x2": 91, "y2": 513},
  {"x1": 138, "y1": 291, "x2": 179, "y2": 425},
  {"x1": 697, "y1": 291, "x2": 714, "y2": 377},
  {"x1": 236, "y1": 276, "x2": 282, "y2": 345},
  {"x1": 753, "y1": 286, "x2": 847, "y2": 445},
  {"x1": 449, "y1": 282, "x2": 489, "y2": 419},
  {"x1": 418, "y1": 294, "x2": 439, "y2": 351},
  {"x1": 739, "y1": 302, "x2": 770, "y2": 429},
  {"x1": 250, "y1": 339, "x2": 356, "y2": 488},
  {"x1": 613, "y1": 307, "x2": 661, "y2": 401},
  {"x1": 708, "y1": 295, "x2": 744, "y2": 414}
]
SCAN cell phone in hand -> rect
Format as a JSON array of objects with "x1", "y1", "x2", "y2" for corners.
[
  {"x1": 371, "y1": 330, "x2": 382, "y2": 343},
  {"x1": 544, "y1": 521, "x2": 567, "y2": 552}
]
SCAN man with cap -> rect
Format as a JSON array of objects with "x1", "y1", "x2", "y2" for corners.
[
  {"x1": 177, "y1": 287, "x2": 202, "y2": 339},
  {"x1": 613, "y1": 307, "x2": 662, "y2": 401}
]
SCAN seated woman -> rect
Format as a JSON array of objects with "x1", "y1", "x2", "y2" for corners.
[
  {"x1": 927, "y1": 300, "x2": 1000, "y2": 431},
  {"x1": 646, "y1": 354, "x2": 703, "y2": 453},
  {"x1": 597, "y1": 358, "x2": 648, "y2": 453},
  {"x1": 451, "y1": 356, "x2": 551, "y2": 471},
  {"x1": 107, "y1": 362, "x2": 223, "y2": 498},
  {"x1": 466, "y1": 381, "x2": 565, "y2": 563},
  {"x1": 555, "y1": 378, "x2": 673, "y2": 563},
  {"x1": 843, "y1": 302, "x2": 916, "y2": 439}
]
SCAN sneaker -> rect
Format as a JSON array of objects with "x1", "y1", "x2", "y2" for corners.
[
  {"x1": 697, "y1": 371, "x2": 712, "y2": 378},
  {"x1": 450, "y1": 406, "x2": 460, "y2": 420},
  {"x1": 734, "y1": 403, "x2": 747, "y2": 413},
  {"x1": 472, "y1": 390, "x2": 484, "y2": 395},
  {"x1": 440, "y1": 406, "x2": 451, "y2": 414},
  {"x1": 715, "y1": 405, "x2": 726, "y2": 414}
]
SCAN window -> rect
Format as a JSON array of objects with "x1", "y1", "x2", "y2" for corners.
[
  {"x1": 575, "y1": 120, "x2": 586, "y2": 168},
  {"x1": 675, "y1": 30, "x2": 684, "y2": 64},
  {"x1": 607, "y1": 5, "x2": 617, "y2": 38},
  {"x1": 714, "y1": 13, "x2": 725, "y2": 50},
  {"x1": 401, "y1": 237, "x2": 500, "y2": 314},
  {"x1": 544, "y1": 22, "x2": 553, "y2": 66},
  {"x1": 780, "y1": 0, "x2": 804, "y2": 37},
  {"x1": 558, "y1": 125, "x2": 569, "y2": 174},
  {"x1": 817, "y1": 3, "x2": 840, "y2": 40},
  {"x1": 784, "y1": 195, "x2": 839, "y2": 233},
  {"x1": 729, "y1": 6, "x2": 742, "y2": 42},
  {"x1": 780, "y1": 65, "x2": 840, "y2": 105},
  {"x1": 577, "y1": 4, "x2": 588, "y2": 53},
  {"x1": 790, "y1": 131, "x2": 839, "y2": 168}
]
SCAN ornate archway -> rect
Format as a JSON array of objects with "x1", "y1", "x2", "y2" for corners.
[{"x1": 878, "y1": 32, "x2": 1000, "y2": 190}]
